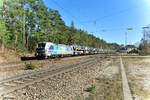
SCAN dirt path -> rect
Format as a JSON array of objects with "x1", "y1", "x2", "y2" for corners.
[
  {"x1": 84, "y1": 56, "x2": 123, "y2": 100},
  {"x1": 0, "y1": 56, "x2": 5, "y2": 63},
  {"x1": 123, "y1": 56, "x2": 150, "y2": 100}
]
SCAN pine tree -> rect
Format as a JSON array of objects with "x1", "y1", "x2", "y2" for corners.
[{"x1": 0, "y1": 0, "x2": 119, "y2": 55}]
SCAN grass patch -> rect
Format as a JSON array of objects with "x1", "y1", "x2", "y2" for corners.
[
  {"x1": 86, "y1": 75, "x2": 123, "y2": 100},
  {"x1": 54, "y1": 57, "x2": 61, "y2": 61},
  {"x1": 136, "y1": 74, "x2": 146, "y2": 78},
  {"x1": 95, "y1": 77, "x2": 101, "y2": 83},
  {"x1": 76, "y1": 97, "x2": 81, "y2": 100},
  {"x1": 129, "y1": 81, "x2": 150, "y2": 100},
  {"x1": 25, "y1": 62, "x2": 36, "y2": 70},
  {"x1": 48, "y1": 59, "x2": 53, "y2": 61},
  {"x1": 86, "y1": 84, "x2": 95, "y2": 93}
]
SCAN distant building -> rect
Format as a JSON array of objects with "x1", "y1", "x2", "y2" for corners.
[
  {"x1": 118, "y1": 45, "x2": 137, "y2": 54},
  {"x1": 119, "y1": 47, "x2": 127, "y2": 53},
  {"x1": 125, "y1": 45, "x2": 137, "y2": 53}
]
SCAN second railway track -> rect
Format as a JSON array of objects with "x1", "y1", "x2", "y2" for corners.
[
  {"x1": 0, "y1": 55, "x2": 97, "y2": 72},
  {"x1": 0, "y1": 57, "x2": 95, "y2": 96}
]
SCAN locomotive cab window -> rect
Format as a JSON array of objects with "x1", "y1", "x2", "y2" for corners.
[{"x1": 38, "y1": 43, "x2": 46, "y2": 48}]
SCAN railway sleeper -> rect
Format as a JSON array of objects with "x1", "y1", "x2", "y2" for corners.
[
  {"x1": 23, "y1": 78, "x2": 33, "y2": 81},
  {"x1": 13, "y1": 81, "x2": 24, "y2": 84},
  {"x1": 3, "y1": 83, "x2": 17, "y2": 87},
  {"x1": 28, "y1": 76, "x2": 38, "y2": 79}
]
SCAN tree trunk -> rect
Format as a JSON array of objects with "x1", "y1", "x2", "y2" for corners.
[
  {"x1": 15, "y1": 34, "x2": 18, "y2": 52},
  {"x1": 1, "y1": 0, "x2": 7, "y2": 53},
  {"x1": 26, "y1": 11, "x2": 30, "y2": 51}
]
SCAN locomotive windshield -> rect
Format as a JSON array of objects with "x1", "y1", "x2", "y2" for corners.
[{"x1": 38, "y1": 43, "x2": 46, "y2": 48}]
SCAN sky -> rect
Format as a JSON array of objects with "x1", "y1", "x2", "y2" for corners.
[{"x1": 39, "y1": 0, "x2": 149, "y2": 45}]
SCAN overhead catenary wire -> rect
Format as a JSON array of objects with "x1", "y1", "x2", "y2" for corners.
[
  {"x1": 51, "y1": 0, "x2": 87, "y2": 30},
  {"x1": 50, "y1": 0, "x2": 142, "y2": 30},
  {"x1": 81, "y1": 4, "x2": 140, "y2": 24},
  {"x1": 50, "y1": 0, "x2": 149, "y2": 41},
  {"x1": 91, "y1": 24, "x2": 149, "y2": 34}
]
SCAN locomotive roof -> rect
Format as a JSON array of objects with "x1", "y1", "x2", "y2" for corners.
[{"x1": 38, "y1": 42, "x2": 54, "y2": 44}]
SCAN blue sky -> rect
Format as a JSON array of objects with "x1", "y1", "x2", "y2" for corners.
[{"x1": 44, "y1": 0, "x2": 150, "y2": 45}]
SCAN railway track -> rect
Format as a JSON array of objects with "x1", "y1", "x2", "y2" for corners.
[
  {"x1": 0, "y1": 57, "x2": 95, "y2": 96},
  {"x1": 0, "y1": 55, "x2": 105, "y2": 68},
  {"x1": 0, "y1": 55, "x2": 96, "y2": 72},
  {"x1": 0, "y1": 58, "x2": 54, "y2": 68},
  {"x1": 0, "y1": 59, "x2": 56, "y2": 72}
]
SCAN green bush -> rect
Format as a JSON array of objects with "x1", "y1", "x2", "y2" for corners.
[{"x1": 25, "y1": 62, "x2": 36, "y2": 70}]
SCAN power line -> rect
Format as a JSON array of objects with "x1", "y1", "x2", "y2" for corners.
[
  {"x1": 90, "y1": 25, "x2": 149, "y2": 34},
  {"x1": 51, "y1": 0, "x2": 86, "y2": 29},
  {"x1": 50, "y1": 0, "x2": 146, "y2": 37},
  {"x1": 81, "y1": 5, "x2": 140, "y2": 24}
]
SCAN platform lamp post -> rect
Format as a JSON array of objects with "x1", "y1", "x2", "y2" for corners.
[
  {"x1": 125, "y1": 28, "x2": 133, "y2": 47},
  {"x1": 142, "y1": 26, "x2": 149, "y2": 53},
  {"x1": 142, "y1": 26, "x2": 149, "y2": 42}
]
